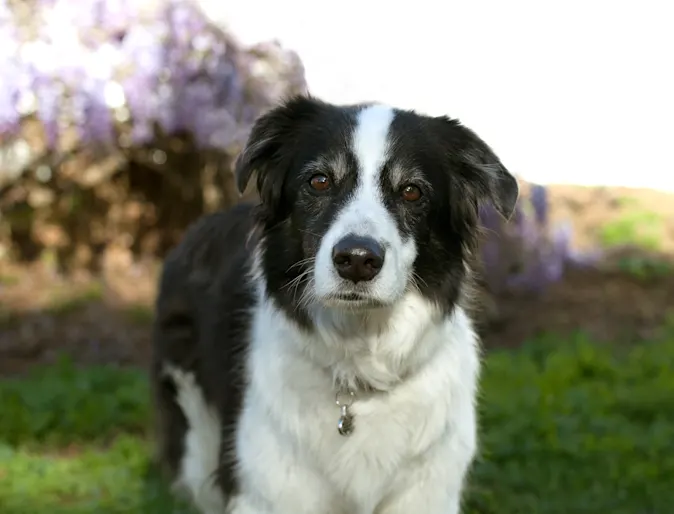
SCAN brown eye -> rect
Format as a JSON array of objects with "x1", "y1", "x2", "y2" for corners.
[
  {"x1": 309, "y1": 173, "x2": 331, "y2": 191},
  {"x1": 401, "y1": 184, "x2": 422, "y2": 202}
]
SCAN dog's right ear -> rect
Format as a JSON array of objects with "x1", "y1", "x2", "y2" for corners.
[{"x1": 235, "y1": 95, "x2": 323, "y2": 212}]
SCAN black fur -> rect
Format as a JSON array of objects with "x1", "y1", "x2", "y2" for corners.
[
  {"x1": 152, "y1": 204, "x2": 257, "y2": 496},
  {"x1": 152, "y1": 94, "x2": 518, "y2": 500}
]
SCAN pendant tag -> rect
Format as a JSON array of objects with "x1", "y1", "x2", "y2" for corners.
[
  {"x1": 335, "y1": 389, "x2": 355, "y2": 437},
  {"x1": 337, "y1": 405, "x2": 354, "y2": 436}
]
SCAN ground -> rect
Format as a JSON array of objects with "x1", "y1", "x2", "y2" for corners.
[{"x1": 1, "y1": 184, "x2": 673, "y2": 513}]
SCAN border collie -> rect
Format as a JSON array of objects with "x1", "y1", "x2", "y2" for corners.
[{"x1": 152, "y1": 95, "x2": 518, "y2": 514}]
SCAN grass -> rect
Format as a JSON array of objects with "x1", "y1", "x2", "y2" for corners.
[
  {"x1": 596, "y1": 199, "x2": 672, "y2": 278},
  {"x1": 0, "y1": 273, "x2": 20, "y2": 286},
  {"x1": 121, "y1": 304, "x2": 155, "y2": 326},
  {"x1": 46, "y1": 282, "x2": 104, "y2": 316},
  {"x1": 0, "y1": 281, "x2": 107, "y2": 328},
  {"x1": 0, "y1": 357, "x2": 190, "y2": 514},
  {"x1": 614, "y1": 254, "x2": 674, "y2": 278},
  {"x1": 0, "y1": 438, "x2": 188, "y2": 514},
  {"x1": 599, "y1": 203, "x2": 664, "y2": 251},
  {"x1": 467, "y1": 332, "x2": 674, "y2": 513},
  {"x1": 2, "y1": 334, "x2": 674, "y2": 513}
]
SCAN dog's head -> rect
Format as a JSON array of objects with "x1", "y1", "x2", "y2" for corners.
[{"x1": 236, "y1": 95, "x2": 518, "y2": 326}]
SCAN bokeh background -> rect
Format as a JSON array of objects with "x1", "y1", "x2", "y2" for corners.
[{"x1": 0, "y1": 1, "x2": 673, "y2": 513}]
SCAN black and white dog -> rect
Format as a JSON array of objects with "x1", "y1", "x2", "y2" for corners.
[{"x1": 152, "y1": 95, "x2": 518, "y2": 514}]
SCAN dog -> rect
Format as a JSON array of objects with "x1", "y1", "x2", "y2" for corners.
[{"x1": 151, "y1": 94, "x2": 519, "y2": 514}]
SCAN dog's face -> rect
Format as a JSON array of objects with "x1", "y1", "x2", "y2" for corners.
[{"x1": 236, "y1": 96, "x2": 518, "y2": 326}]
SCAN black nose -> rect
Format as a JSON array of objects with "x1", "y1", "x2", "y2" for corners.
[{"x1": 332, "y1": 235, "x2": 386, "y2": 283}]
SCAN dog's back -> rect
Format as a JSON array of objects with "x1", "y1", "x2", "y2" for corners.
[{"x1": 151, "y1": 202, "x2": 256, "y2": 505}]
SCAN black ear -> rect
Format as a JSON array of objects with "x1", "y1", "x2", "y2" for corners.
[
  {"x1": 235, "y1": 94, "x2": 323, "y2": 211},
  {"x1": 436, "y1": 117, "x2": 520, "y2": 220}
]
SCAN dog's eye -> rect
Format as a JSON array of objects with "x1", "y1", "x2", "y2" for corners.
[
  {"x1": 309, "y1": 174, "x2": 331, "y2": 192},
  {"x1": 401, "y1": 184, "x2": 422, "y2": 202}
]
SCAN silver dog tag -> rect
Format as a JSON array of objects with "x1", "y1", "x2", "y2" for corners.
[
  {"x1": 337, "y1": 405, "x2": 354, "y2": 436},
  {"x1": 335, "y1": 389, "x2": 355, "y2": 436}
]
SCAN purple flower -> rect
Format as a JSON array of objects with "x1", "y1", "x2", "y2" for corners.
[
  {"x1": 80, "y1": 82, "x2": 115, "y2": 144},
  {"x1": 33, "y1": 78, "x2": 61, "y2": 148},
  {"x1": 2, "y1": 0, "x2": 307, "y2": 157},
  {"x1": 479, "y1": 185, "x2": 583, "y2": 295},
  {"x1": 530, "y1": 183, "x2": 549, "y2": 224}
]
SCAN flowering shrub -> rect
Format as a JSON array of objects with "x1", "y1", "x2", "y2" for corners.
[
  {"x1": 0, "y1": 0, "x2": 305, "y2": 268},
  {"x1": 479, "y1": 183, "x2": 593, "y2": 295},
  {"x1": 0, "y1": 0, "x2": 305, "y2": 155}
]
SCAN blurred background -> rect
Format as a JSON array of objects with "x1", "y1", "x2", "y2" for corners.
[{"x1": 0, "y1": 0, "x2": 672, "y2": 513}]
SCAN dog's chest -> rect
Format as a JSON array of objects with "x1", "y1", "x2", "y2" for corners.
[
  {"x1": 244, "y1": 363, "x2": 449, "y2": 510},
  {"x1": 242, "y1": 320, "x2": 456, "y2": 510},
  {"x1": 233, "y1": 298, "x2": 479, "y2": 513},
  {"x1": 323, "y1": 385, "x2": 451, "y2": 502}
]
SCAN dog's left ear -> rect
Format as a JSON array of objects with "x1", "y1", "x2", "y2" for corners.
[{"x1": 436, "y1": 117, "x2": 520, "y2": 220}]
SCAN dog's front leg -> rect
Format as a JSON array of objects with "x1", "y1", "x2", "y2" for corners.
[
  {"x1": 228, "y1": 470, "x2": 343, "y2": 514},
  {"x1": 233, "y1": 403, "x2": 346, "y2": 514},
  {"x1": 374, "y1": 435, "x2": 476, "y2": 514}
]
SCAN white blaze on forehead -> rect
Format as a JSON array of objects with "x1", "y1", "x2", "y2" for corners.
[
  {"x1": 310, "y1": 103, "x2": 417, "y2": 304},
  {"x1": 352, "y1": 104, "x2": 395, "y2": 183},
  {"x1": 337, "y1": 104, "x2": 395, "y2": 236}
]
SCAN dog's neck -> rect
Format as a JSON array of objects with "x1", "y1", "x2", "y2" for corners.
[
  {"x1": 301, "y1": 292, "x2": 449, "y2": 393},
  {"x1": 250, "y1": 247, "x2": 455, "y2": 393}
]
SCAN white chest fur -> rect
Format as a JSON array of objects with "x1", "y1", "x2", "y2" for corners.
[{"x1": 233, "y1": 293, "x2": 480, "y2": 514}]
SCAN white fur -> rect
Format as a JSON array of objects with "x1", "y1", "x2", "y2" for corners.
[
  {"x1": 232, "y1": 290, "x2": 479, "y2": 514},
  {"x1": 164, "y1": 364, "x2": 228, "y2": 514},
  {"x1": 313, "y1": 105, "x2": 417, "y2": 306}
]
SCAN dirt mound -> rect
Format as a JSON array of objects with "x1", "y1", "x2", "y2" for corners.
[{"x1": 481, "y1": 265, "x2": 674, "y2": 348}]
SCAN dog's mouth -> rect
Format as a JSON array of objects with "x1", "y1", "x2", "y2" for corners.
[{"x1": 324, "y1": 292, "x2": 387, "y2": 309}]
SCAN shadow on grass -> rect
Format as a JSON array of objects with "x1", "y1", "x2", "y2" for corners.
[
  {"x1": 0, "y1": 278, "x2": 154, "y2": 330},
  {"x1": 0, "y1": 282, "x2": 155, "y2": 375}
]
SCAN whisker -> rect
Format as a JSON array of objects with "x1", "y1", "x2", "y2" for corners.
[
  {"x1": 299, "y1": 229, "x2": 324, "y2": 239},
  {"x1": 412, "y1": 271, "x2": 429, "y2": 290},
  {"x1": 296, "y1": 277, "x2": 317, "y2": 311},
  {"x1": 283, "y1": 268, "x2": 313, "y2": 293},
  {"x1": 286, "y1": 257, "x2": 316, "y2": 272}
]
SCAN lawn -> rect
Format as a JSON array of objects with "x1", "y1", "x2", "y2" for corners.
[{"x1": 1, "y1": 331, "x2": 674, "y2": 514}]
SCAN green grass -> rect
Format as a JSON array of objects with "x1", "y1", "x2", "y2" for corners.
[
  {"x1": 599, "y1": 206, "x2": 664, "y2": 251},
  {"x1": 0, "y1": 273, "x2": 20, "y2": 286},
  {"x1": 122, "y1": 304, "x2": 155, "y2": 326},
  {"x1": 46, "y1": 282, "x2": 104, "y2": 316},
  {"x1": 0, "y1": 438, "x2": 189, "y2": 514},
  {"x1": 614, "y1": 254, "x2": 674, "y2": 278},
  {"x1": 597, "y1": 200, "x2": 672, "y2": 278},
  {"x1": 0, "y1": 357, "x2": 190, "y2": 513},
  {"x1": 467, "y1": 332, "x2": 674, "y2": 513},
  {"x1": 2, "y1": 334, "x2": 674, "y2": 513}
]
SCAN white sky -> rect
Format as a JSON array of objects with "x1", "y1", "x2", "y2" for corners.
[{"x1": 200, "y1": 0, "x2": 674, "y2": 191}]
